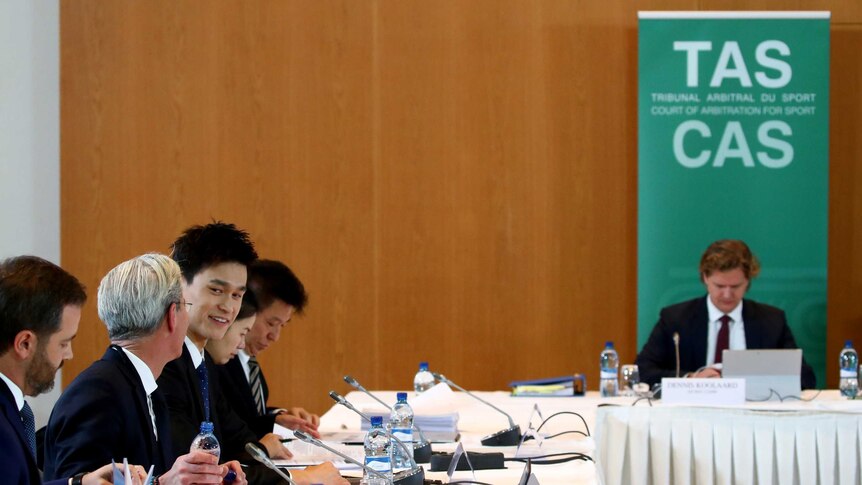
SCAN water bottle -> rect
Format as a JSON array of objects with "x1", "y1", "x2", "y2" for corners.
[
  {"x1": 190, "y1": 421, "x2": 220, "y2": 459},
  {"x1": 389, "y1": 392, "x2": 414, "y2": 471},
  {"x1": 413, "y1": 362, "x2": 435, "y2": 394},
  {"x1": 362, "y1": 416, "x2": 392, "y2": 485},
  {"x1": 599, "y1": 341, "x2": 619, "y2": 397},
  {"x1": 840, "y1": 340, "x2": 858, "y2": 398}
]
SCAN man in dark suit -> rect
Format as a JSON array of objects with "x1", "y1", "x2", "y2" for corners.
[
  {"x1": 159, "y1": 223, "x2": 346, "y2": 485},
  {"x1": 217, "y1": 259, "x2": 318, "y2": 438},
  {"x1": 636, "y1": 240, "x2": 816, "y2": 389},
  {"x1": 44, "y1": 254, "x2": 241, "y2": 484},
  {"x1": 0, "y1": 255, "x2": 139, "y2": 485}
]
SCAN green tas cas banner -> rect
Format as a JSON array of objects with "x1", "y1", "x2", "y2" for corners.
[{"x1": 637, "y1": 12, "x2": 830, "y2": 386}]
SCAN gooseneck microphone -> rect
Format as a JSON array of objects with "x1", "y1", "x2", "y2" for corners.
[
  {"x1": 344, "y1": 375, "x2": 392, "y2": 410},
  {"x1": 328, "y1": 391, "x2": 432, "y2": 464},
  {"x1": 341, "y1": 376, "x2": 433, "y2": 462},
  {"x1": 294, "y1": 430, "x2": 426, "y2": 485},
  {"x1": 244, "y1": 442, "x2": 297, "y2": 485},
  {"x1": 431, "y1": 372, "x2": 521, "y2": 446},
  {"x1": 673, "y1": 332, "x2": 681, "y2": 378}
]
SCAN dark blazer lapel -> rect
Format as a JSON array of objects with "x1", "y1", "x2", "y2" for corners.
[
  {"x1": 689, "y1": 296, "x2": 710, "y2": 367},
  {"x1": 104, "y1": 346, "x2": 162, "y2": 467},
  {"x1": 0, "y1": 378, "x2": 40, "y2": 476},
  {"x1": 225, "y1": 358, "x2": 256, "y2": 415},
  {"x1": 180, "y1": 345, "x2": 207, "y2": 420},
  {"x1": 151, "y1": 390, "x2": 174, "y2": 470},
  {"x1": 741, "y1": 299, "x2": 762, "y2": 348}
]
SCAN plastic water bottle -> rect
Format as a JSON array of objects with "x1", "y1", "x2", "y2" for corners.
[
  {"x1": 600, "y1": 341, "x2": 619, "y2": 397},
  {"x1": 413, "y1": 362, "x2": 435, "y2": 394},
  {"x1": 840, "y1": 340, "x2": 858, "y2": 398},
  {"x1": 389, "y1": 392, "x2": 414, "y2": 471},
  {"x1": 190, "y1": 421, "x2": 220, "y2": 459},
  {"x1": 362, "y1": 415, "x2": 392, "y2": 485}
]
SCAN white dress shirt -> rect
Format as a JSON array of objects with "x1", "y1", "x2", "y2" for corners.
[
  {"x1": 705, "y1": 298, "x2": 746, "y2": 367},
  {"x1": 118, "y1": 347, "x2": 160, "y2": 439}
]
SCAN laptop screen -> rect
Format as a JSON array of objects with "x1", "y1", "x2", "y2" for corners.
[{"x1": 722, "y1": 349, "x2": 802, "y2": 401}]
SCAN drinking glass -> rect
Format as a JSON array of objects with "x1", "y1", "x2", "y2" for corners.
[{"x1": 620, "y1": 364, "x2": 640, "y2": 396}]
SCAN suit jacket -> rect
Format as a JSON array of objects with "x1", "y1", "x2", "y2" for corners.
[
  {"x1": 43, "y1": 346, "x2": 174, "y2": 479},
  {"x1": 217, "y1": 357, "x2": 276, "y2": 438},
  {"x1": 636, "y1": 296, "x2": 816, "y2": 389},
  {"x1": 0, "y1": 378, "x2": 66, "y2": 485},
  {"x1": 157, "y1": 345, "x2": 260, "y2": 462}
]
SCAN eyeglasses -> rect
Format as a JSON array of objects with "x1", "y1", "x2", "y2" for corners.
[{"x1": 174, "y1": 301, "x2": 193, "y2": 312}]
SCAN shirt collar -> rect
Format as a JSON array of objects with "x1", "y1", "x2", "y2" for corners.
[
  {"x1": 184, "y1": 337, "x2": 204, "y2": 368},
  {"x1": 0, "y1": 371, "x2": 24, "y2": 412},
  {"x1": 237, "y1": 349, "x2": 251, "y2": 366},
  {"x1": 706, "y1": 296, "x2": 743, "y2": 324},
  {"x1": 118, "y1": 347, "x2": 158, "y2": 396}
]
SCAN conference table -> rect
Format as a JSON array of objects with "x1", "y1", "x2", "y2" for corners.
[{"x1": 301, "y1": 387, "x2": 861, "y2": 485}]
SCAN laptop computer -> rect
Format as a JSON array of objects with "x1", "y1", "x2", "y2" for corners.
[{"x1": 722, "y1": 349, "x2": 802, "y2": 401}]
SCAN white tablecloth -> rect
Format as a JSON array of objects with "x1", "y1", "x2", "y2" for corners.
[{"x1": 594, "y1": 390, "x2": 862, "y2": 485}]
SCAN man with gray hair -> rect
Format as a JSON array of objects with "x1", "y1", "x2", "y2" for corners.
[{"x1": 44, "y1": 253, "x2": 246, "y2": 484}]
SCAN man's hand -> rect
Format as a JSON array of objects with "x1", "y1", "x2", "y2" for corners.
[
  {"x1": 260, "y1": 433, "x2": 293, "y2": 459},
  {"x1": 690, "y1": 367, "x2": 722, "y2": 378},
  {"x1": 287, "y1": 407, "x2": 321, "y2": 428},
  {"x1": 275, "y1": 412, "x2": 320, "y2": 439},
  {"x1": 84, "y1": 462, "x2": 147, "y2": 485},
  {"x1": 289, "y1": 463, "x2": 350, "y2": 485},
  {"x1": 158, "y1": 450, "x2": 226, "y2": 484},
  {"x1": 221, "y1": 460, "x2": 247, "y2": 485}
]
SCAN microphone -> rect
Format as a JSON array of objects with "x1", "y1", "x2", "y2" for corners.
[
  {"x1": 329, "y1": 391, "x2": 432, "y2": 464},
  {"x1": 244, "y1": 442, "x2": 297, "y2": 485},
  {"x1": 294, "y1": 430, "x2": 426, "y2": 485},
  {"x1": 340, "y1": 377, "x2": 433, "y2": 462},
  {"x1": 343, "y1": 375, "x2": 393, "y2": 410},
  {"x1": 673, "y1": 332, "x2": 681, "y2": 378},
  {"x1": 431, "y1": 372, "x2": 521, "y2": 446}
]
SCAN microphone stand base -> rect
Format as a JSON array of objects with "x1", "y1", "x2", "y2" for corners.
[
  {"x1": 480, "y1": 425, "x2": 522, "y2": 446},
  {"x1": 393, "y1": 466, "x2": 425, "y2": 485},
  {"x1": 413, "y1": 441, "x2": 432, "y2": 463}
]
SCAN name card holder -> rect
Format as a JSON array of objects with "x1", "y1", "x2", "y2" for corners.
[{"x1": 661, "y1": 378, "x2": 746, "y2": 405}]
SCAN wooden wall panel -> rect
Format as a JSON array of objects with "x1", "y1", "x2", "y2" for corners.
[{"x1": 62, "y1": 0, "x2": 862, "y2": 416}]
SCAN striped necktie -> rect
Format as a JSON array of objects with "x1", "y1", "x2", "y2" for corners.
[
  {"x1": 21, "y1": 400, "x2": 36, "y2": 458},
  {"x1": 248, "y1": 357, "x2": 266, "y2": 415}
]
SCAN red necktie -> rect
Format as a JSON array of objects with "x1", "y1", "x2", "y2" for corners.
[{"x1": 714, "y1": 314, "x2": 731, "y2": 364}]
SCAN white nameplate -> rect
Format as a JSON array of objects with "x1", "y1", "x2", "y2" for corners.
[{"x1": 661, "y1": 378, "x2": 746, "y2": 405}]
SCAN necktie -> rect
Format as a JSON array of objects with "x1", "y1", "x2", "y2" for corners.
[
  {"x1": 714, "y1": 314, "x2": 731, "y2": 364},
  {"x1": 21, "y1": 400, "x2": 36, "y2": 458},
  {"x1": 195, "y1": 362, "x2": 210, "y2": 422},
  {"x1": 248, "y1": 357, "x2": 266, "y2": 416}
]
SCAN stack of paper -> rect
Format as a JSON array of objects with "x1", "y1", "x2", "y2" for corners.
[{"x1": 359, "y1": 409, "x2": 459, "y2": 433}]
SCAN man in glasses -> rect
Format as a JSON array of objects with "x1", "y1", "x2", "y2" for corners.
[{"x1": 44, "y1": 253, "x2": 244, "y2": 484}]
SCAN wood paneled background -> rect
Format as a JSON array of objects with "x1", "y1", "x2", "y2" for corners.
[{"x1": 61, "y1": 1, "x2": 862, "y2": 415}]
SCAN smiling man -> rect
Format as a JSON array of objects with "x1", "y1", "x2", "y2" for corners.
[
  {"x1": 157, "y1": 223, "x2": 282, "y2": 461},
  {"x1": 158, "y1": 223, "x2": 345, "y2": 485},
  {"x1": 636, "y1": 239, "x2": 816, "y2": 388}
]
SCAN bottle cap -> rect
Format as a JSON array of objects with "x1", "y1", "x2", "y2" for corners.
[
  {"x1": 371, "y1": 415, "x2": 383, "y2": 427},
  {"x1": 846, "y1": 340, "x2": 853, "y2": 348},
  {"x1": 605, "y1": 341, "x2": 614, "y2": 348},
  {"x1": 419, "y1": 361, "x2": 429, "y2": 371},
  {"x1": 200, "y1": 421, "x2": 214, "y2": 434},
  {"x1": 397, "y1": 392, "x2": 408, "y2": 402}
]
